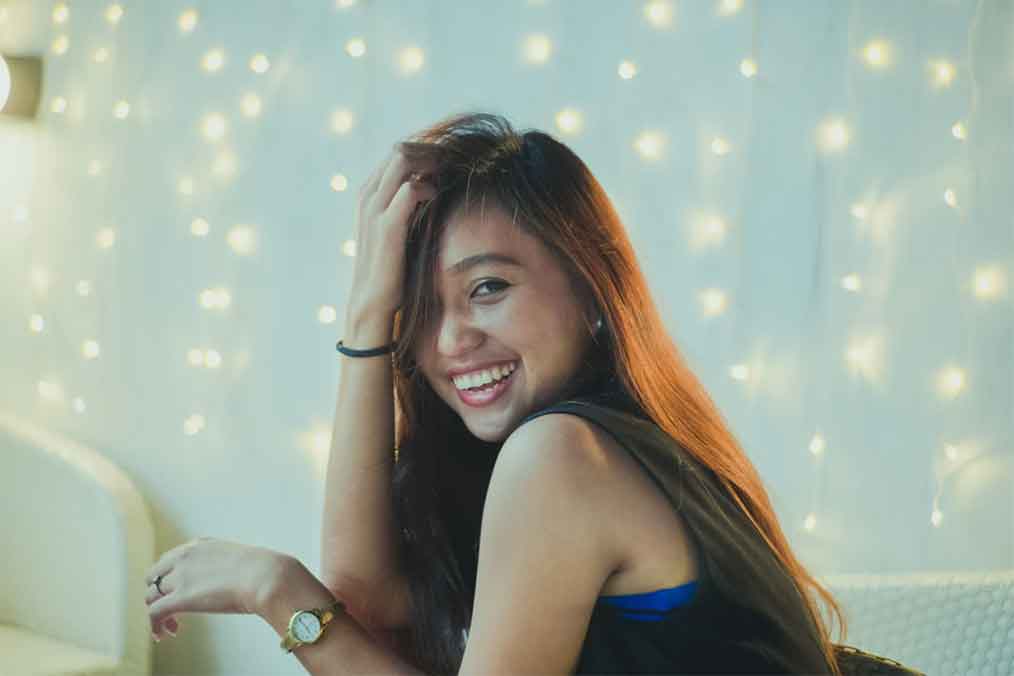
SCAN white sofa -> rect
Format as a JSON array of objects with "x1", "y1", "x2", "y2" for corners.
[
  {"x1": 0, "y1": 412, "x2": 154, "y2": 676},
  {"x1": 821, "y1": 570, "x2": 1014, "y2": 674}
]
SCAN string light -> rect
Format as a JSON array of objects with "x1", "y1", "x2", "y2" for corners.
[
  {"x1": 105, "y1": 4, "x2": 124, "y2": 26},
  {"x1": 840, "y1": 274, "x2": 862, "y2": 292},
  {"x1": 521, "y1": 34, "x2": 552, "y2": 64},
  {"x1": 633, "y1": 130, "x2": 666, "y2": 161},
  {"x1": 644, "y1": 0, "x2": 674, "y2": 28},
  {"x1": 82, "y1": 340, "x2": 101, "y2": 360},
  {"x1": 618, "y1": 60, "x2": 638, "y2": 79},
  {"x1": 226, "y1": 225, "x2": 257, "y2": 255},
  {"x1": 30, "y1": 265, "x2": 51, "y2": 294},
  {"x1": 554, "y1": 108, "x2": 583, "y2": 135},
  {"x1": 112, "y1": 100, "x2": 130, "y2": 119},
  {"x1": 183, "y1": 414, "x2": 206, "y2": 436},
  {"x1": 698, "y1": 289, "x2": 728, "y2": 317},
  {"x1": 935, "y1": 366, "x2": 967, "y2": 399},
  {"x1": 330, "y1": 174, "x2": 349, "y2": 192},
  {"x1": 972, "y1": 265, "x2": 1006, "y2": 300},
  {"x1": 204, "y1": 350, "x2": 222, "y2": 368},
  {"x1": 861, "y1": 39, "x2": 893, "y2": 69},
  {"x1": 202, "y1": 48, "x2": 225, "y2": 73},
  {"x1": 689, "y1": 212, "x2": 728, "y2": 251},
  {"x1": 331, "y1": 108, "x2": 356, "y2": 134},
  {"x1": 249, "y1": 53, "x2": 270, "y2": 74},
  {"x1": 929, "y1": 58, "x2": 956, "y2": 87},
  {"x1": 190, "y1": 218, "x2": 210, "y2": 236},
  {"x1": 212, "y1": 150, "x2": 237, "y2": 178},
  {"x1": 396, "y1": 46, "x2": 425, "y2": 75},
  {"x1": 716, "y1": 0, "x2": 743, "y2": 17},
  {"x1": 51, "y1": 35, "x2": 69, "y2": 55},
  {"x1": 96, "y1": 228, "x2": 116, "y2": 249},
  {"x1": 318, "y1": 306, "x2": 338, "y2": 324},
  {"x1": 178, "y1": 9, "x2": 199, "y2": 33},
  {"x1": 344, "y1": 38, "x2": 367, "y2": 58},
  {"x1": 817, "y1": 117, "x2": 850, "y2": 153},
  {"x1": 240, "y1": 93, "x2": 262, "y2": 118},
  {"x1": 52, "y1": 3, "x2": 69, "y2": 24},
  {"x1": 808, "y1": 434, "x2": 826, "y2": 456},
  {"x1": 201, "y1": 113, "x2": 228, "y2": 142},
  {"x1": 729, "y1": 364, "x2": 750, "y2": 381},
  {"x1": 199, "y1": 287, "x2": 232, "y2": 310}
]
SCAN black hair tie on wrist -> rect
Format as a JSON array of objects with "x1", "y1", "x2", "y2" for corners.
[{"x1": 336, "y1": 340, "x2": 397, "y2": 357}]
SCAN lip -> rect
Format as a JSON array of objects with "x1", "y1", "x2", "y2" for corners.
[
  {"x1": 454, "y1": 366, "x2": 518, "y2": 408},
  {"x1": 446, "y1": 359, "x2": 519, "y2": 380}
]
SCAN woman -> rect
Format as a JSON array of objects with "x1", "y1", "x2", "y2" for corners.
[{"x1": 144, "y1": 111, "x2": 848, "y2": 675}]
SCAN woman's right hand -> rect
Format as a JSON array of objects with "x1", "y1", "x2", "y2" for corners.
[{"x1": 348, "y1": 143, "x2": 439, "y2": 319}]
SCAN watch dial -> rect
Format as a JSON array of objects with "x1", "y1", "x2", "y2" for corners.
[{"x1": 293, "y1": 612, "x2": 322, "y2": 641}]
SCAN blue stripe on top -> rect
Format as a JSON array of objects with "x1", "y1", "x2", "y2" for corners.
[{"x1": 598, "y1": 580, "x2": 699, "y2": 621}]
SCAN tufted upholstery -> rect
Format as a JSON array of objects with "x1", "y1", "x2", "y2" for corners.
[
  {"x1": 821, "y1": 570, "x2": 1014, "y2": 675},
  {"x1": 0, "y1": 412, "x2": 155, "y2": 676}
]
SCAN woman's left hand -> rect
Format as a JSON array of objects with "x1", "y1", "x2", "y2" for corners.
[{"x1": 144, "y1": 536, "x2": 288, "y2": 642}]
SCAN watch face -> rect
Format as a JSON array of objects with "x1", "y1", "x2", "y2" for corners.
[{"x1": 292, "y1": 611, "x2": 322, "y2": 642}]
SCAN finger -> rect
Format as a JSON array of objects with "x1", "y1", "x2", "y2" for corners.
[
  {"x1": 371, "y1": 145, "x2": 437, "y2": 217},
  {"x1": 359, "y1": 146, "x2": 396, "y2": 205},
  {"x1": 383, "y1": 178, "x2": 437, "y2": 235},
  {"x1": 148, "y1": 595, "x2": 178, "y2": 640},
  {"x1": 165, "y1": 616, "x2": 179, "y2": 636},
  {"x1": 144, "y1": 564, "x2": 171, "y2": 588},
  {"x1": 145, "y1": 540, "x2": 193, "y2": 586},
  {"x1": 144, "y1": 569, "x2": 175, "y2": 606}
]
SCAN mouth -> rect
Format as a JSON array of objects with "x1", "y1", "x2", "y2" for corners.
[{"x1": 453, "y1": 364, "x2": 519, "y2": 408}]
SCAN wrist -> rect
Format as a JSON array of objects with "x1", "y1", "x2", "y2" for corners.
[
  {"x1": 343, "y1": 306, "x2": 395, "y2": 348},
  {"x1": 252, "y1": 552, "x2": 300, "y2": 617}
]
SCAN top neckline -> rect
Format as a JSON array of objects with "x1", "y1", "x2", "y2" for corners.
[{"x1": 598, "y1": 579, "x2": 699, "y2": 599}]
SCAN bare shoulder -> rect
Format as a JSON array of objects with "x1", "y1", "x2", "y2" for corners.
[
  {"x1": 491, "y1": 410, "x2": 630, "y2": 566},
  {"x1": 504, "y1": 409, "x2": 699, "y2": 595}
]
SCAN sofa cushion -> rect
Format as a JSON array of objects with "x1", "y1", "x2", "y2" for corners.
[{"x1": 0, "y1": 623, "x2": 119, "y2": 676}]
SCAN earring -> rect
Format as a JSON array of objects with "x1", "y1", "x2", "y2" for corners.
[{"x1": 594, "y1": 316, "x2": 603, "y2": 333}]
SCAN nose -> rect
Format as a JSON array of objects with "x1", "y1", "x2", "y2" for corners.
[{"x1": 436, "y1": 312, "x2": 484, "y2": 359}]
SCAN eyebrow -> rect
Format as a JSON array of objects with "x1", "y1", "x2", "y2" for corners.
[{"x1": 445, "y1": 252, "x2": 523, "y2": 276}]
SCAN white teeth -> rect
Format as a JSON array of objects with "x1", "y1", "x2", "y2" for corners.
[{"x1": 453, "y1": 361, "x2": 517, "y2": 390}]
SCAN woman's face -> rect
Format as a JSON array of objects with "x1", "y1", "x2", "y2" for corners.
[{"x1": 414, "y1": 204, "x2": 595, "y2": 443}]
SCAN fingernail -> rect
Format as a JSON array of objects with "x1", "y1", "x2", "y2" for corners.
[
  {"x1": 166, "y1": 629, "x2": 177, "y2": 638},
  {"x1": 151, "y1": 632, "x2": 161, "y2": 643}
]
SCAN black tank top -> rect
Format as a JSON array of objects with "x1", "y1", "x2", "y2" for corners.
[{"x1": 516, "y1": 382, "x2": 833, "y2": 675}]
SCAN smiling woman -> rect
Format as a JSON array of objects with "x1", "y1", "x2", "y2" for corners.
[
  {"x1": 407, "y1": 200, "x2": 602, "y2": 442},
  {"x1": 354, "y1": 111, "x2": 855, "y2": 675}
]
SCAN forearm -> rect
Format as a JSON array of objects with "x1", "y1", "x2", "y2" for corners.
[
  {"x1": 258, "y1": 556, "x2": 426, "y2": 676},
  {"x1": 322, "y1": 308, "x2": 400, "y2": 593}
]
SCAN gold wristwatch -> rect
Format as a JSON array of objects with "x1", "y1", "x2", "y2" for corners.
[{"x1": 280, "y1": 600, "x2": 346, "y2": 654}]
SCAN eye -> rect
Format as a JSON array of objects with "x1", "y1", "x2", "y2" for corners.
[{"x1": 470, "y1": 279, "x2": 509, "y2": 299}]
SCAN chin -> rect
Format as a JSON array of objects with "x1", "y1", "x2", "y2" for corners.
[{"x1": 467, "y1": 429, "x2": 502, "y2": 444}]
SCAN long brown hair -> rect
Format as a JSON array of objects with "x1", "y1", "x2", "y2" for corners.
[{"x1": 384, "y1": 111, "x2": 847, "y2": 675}]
